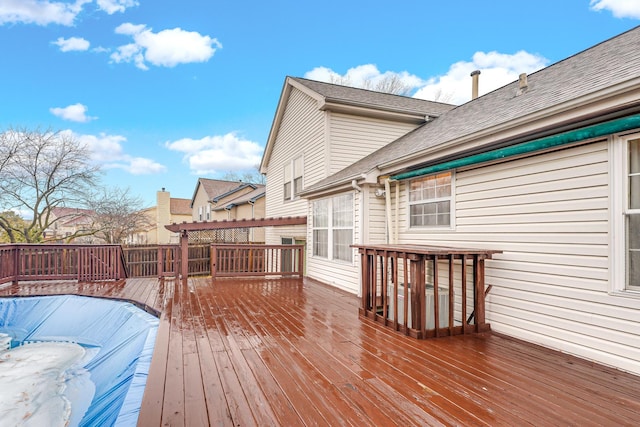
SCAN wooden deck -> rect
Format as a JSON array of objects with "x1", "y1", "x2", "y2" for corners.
[{"x1": 1, "y1": 277, "x2": 639, "y2": 426}]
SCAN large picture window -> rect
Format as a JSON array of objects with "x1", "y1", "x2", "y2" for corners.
[
  {"x1": 408, "y1": 172, "x2": 453, "y2": 228},
  {"x1": 627, "y1": 138, "x2": 640, "y2": 289},
  {"x1": 312, "y1": 193, "x2": 353, "y2": 262}
]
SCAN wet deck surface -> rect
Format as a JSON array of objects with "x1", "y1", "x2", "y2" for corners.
[{"x1": 2, "y1": 276, "x2": 640, "y2": 426}]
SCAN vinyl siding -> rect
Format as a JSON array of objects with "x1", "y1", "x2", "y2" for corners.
[
  {"x1": 264, "y1": 88, "x2": 325, "y2": 244},
  {"x1": 387, "y1": 140, "x2": 640, "y2": 375},
  {"x1": 328, "y1": 113, "x2": 418, "y2": 174},
  {"x1": 265, "y1": 88, "x2": 326, "y2": 220}
]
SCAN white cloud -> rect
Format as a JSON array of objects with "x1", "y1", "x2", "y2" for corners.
[
  {"x1": 413, "y1": 51, "x2": 548, "y2": 104},
  {"x1": 590, "y1": 0, "x2": 640, "y2": 19},
  {"x1": 0, "y1": 0, "x2": 90, "y2": 26},
  {"x1": 52, "y1": 36, "x2": 90, "y2": 52},
  {"x1": 111, "y1": 23, "x2": 222, "y2": 70},
  {"x1": 165, "y1": 133, "x2": 263, "y2": 175},
  {"x1": 96, "y1": 0, "x2": 138, "y2": 14},
  {"x1": 50, "y1": 103, "x2": 96, "y2": 122},
  {"x1": 63, "y1": 130, "x2": 167, "y2": 175}
]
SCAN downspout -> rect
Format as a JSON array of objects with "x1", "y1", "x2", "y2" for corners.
[
  {"x1": 394, "y1": 181, "x2": 399, "y2": 244},
  {"x1": 384, "y1": 178, "x2": 392, "y2": 244},
  {"x1": 392, "y1": 113, "x2": 640, "y2": 181}
]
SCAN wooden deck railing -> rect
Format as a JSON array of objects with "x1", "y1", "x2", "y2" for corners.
[
  {"x1": 122, "y1": 244, "x2": 212, "y2": 278},
  {"x1": 353, "y1": 244, "x2": 501, "y2": 339},
  {"x1": 0, "y1": 244, "x2": 128, "y2": 285},
  {"x1": 211, "y1": 244, "x2": 304, "y2": 278}
]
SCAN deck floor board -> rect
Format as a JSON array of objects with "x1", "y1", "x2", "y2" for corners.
[{"x1": 2, "y1": 276, "x2": 640, "y2": 426}]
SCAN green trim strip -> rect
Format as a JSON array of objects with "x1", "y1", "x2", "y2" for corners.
[{"x1": 391, "y1": 114, "x2": 640, "y2": 181}]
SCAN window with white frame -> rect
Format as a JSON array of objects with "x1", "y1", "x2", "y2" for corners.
[
  {"x1": 284, "y1": 156, "x2": 304, "y2": 201},
  {"x1": 408, "y1": 171, "x2": 453, "y2": 227},
  {"x1": 312, "y1": 193, "x2": 353, "y2": 262},
  {"x1": 626, "y1": 137, "x2": 640, "y2": 290}
]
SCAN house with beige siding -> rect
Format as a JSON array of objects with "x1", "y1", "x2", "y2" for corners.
[
  {"x1": 260, "y1": 77, "x2": 454, "y2": 286},
  {"x1": 262, "y1": 26, "x2": 640, "y2": 376},
  {"x1": 189, "y1": 178, "x2": 266, "y2": 242},
  {"x1": 129, "y1": 189, "x2": 192, "y2": 244}
]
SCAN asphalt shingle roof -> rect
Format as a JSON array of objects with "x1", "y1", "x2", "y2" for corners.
[{"x1": 303, "y1": 25, "x2": 640, "y2": 193}]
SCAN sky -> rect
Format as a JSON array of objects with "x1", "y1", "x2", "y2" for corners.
[{"x1": 1, "y1": 0, "x2": 639, "y2": 207}]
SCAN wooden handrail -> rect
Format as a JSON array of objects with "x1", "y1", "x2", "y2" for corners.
[
  {"x1": 211, "y1": 244, "x2": 304, "y2": 279},
  {"x1": 0, "y1": 244, "x2": 128, "y2": 284}
]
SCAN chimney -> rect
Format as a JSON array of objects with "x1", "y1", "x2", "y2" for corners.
[
  {"x1": 470, "y1": 70, "x2": 481, "y2": 100},
  {"x1": 517, "y1": 73, "x2": 528, "y2": 96}
]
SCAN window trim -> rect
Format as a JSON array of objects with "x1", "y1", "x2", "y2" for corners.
[
  {"x1": 406, "y1": 171, "x2": 456, "y2": 230},
  {"x1": 610, "y1": 133, "x2": 640, "y2": 295},
  {"x1": 311, "y1": 193, "x2": 354, "y2": 263},
  {"x1": 283, "y1": 155, "x2": 304, "y2": 202}
]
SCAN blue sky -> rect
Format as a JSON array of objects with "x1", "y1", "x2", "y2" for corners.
[{"x1": 1, "y1": 0, "x2": 639, "y2": 206}]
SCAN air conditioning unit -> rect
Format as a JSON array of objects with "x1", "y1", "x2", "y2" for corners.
[{"x1": 387, "y1": 283, "x2": 449, "y2": 330}]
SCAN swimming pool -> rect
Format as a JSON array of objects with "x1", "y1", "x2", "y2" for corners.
[{"x1": 0, "y1": 295, "x2": 159, "y2": 426}]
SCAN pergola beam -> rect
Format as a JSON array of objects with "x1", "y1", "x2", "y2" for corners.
[{"x1": 165, "y1": 216, "x2": 307, "y2": 233}]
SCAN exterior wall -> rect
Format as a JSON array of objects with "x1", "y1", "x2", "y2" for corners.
[
  {"x1": 264, "y1": 88, "x2": 326, "y2": 244},
  {"x1": 305, "y1": 189, "x2": 361, "y2": 294},
  {"x1": 157, "y1": 191, "x2": 171, "y2": 243},
  {"x1": 387, "y1": 140, "x2": 640, "y2": 375},
  {"x1": 192, "y1": 187, "x2": 212, "y2": 222},
  {"x1": 328, "y1": 113, "x2": 419, "y2": 175}
]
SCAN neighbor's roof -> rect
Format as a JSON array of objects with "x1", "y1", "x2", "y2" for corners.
[
  {"x1": 170, "y1": 198, "x2": 192, "y2": 216},
  {"x1": 259, "y1": 76, "x2": 456, "y2": 173},
  {"x1": 302, "y1": 25, "x2": 640, "y2": 194},
  {"x1": 190, "y1": 178, "x2": 250, "y2": 207},
  {"x1": 212, "y1": 186, "x2": 265, "y2": 211}
]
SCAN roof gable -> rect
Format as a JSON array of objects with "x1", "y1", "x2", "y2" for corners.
[{"x1": 259, "y1": 76, "x2": 456, "y2": 173}]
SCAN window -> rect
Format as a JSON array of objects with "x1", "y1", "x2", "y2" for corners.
[
  {"x1": 284, "y1": 156, "x2": 304, "y2": 201},
  {"x1": 206, "y1": 204, "x2": 211, "y2": 221},
  {"x1": 408, "y1": 172, "x2": 453, "y2": 227},
  {"x1": 627, "y1": 138, "x2": 640, "y2": 289},
  {"x1": 312, "y1": 193, "x2": 353, "y2": 262},
  {"x1": 198, "y1": 206, "x2": 203, "y2": 221}
]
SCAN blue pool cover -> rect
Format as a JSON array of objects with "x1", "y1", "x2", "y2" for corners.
[{"x1": 0, "y1": 295, "x2": 159, "y2": 426}]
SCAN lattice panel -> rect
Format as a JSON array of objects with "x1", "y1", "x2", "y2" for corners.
[{"x1": 187, "y1": 227, "x2": 250, "y2": 244}]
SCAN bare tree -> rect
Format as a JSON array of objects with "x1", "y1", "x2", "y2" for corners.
[
  {"x1": 221, "y1": 166, "x2": 266, "y2": 185},
  {"x1": 329, "y1": 74, "x2": 413, "y2": 96},
  {"x1": 0, "y1": 127, "x2": 100, "y2": 242},
  {"x1": 90, "y1": 187, "x2": 152, "y2": 244},
  {"x1": 361, "y1": 74, "x2": 413, "y2": 96}
]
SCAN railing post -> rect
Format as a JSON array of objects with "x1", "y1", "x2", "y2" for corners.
[
  {"x1": 409, "y1": 254, "x2": 425, "y2": 336},
  {"x1": 180, "y1": 231, "x2": 189, "y2": 279},
  {"x1": 211, "y1": 245, "x2": 218, "y2": 279},
  {"x1": 474, "y1": 255, "x2": 487, "y2": 331},
  {"x1": 157, "y1": 246, "x2": 163, "y2": 278}
]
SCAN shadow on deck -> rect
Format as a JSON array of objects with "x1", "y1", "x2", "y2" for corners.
[{"x1": 1, "y1": 277, "x2": 639, "y2": 426}]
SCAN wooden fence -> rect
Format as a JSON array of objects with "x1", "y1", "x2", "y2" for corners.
[
  {"x1": 0, "y1": 244, "x2": 128, "y2": 285},
  {"x1": 211, "y1": 244, "x2": 304, "y2": 278}
]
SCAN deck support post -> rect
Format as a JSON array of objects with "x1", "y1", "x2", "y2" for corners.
[{"x1": 180, "y1": 231, "x2": 189, "y2": 279}]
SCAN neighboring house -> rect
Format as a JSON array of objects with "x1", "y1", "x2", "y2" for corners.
[
  {"x1": 129, "y1": 189, "x2": 192, "y2": 244},
  {"x1": 190, "y1": 178, "x2": 266, "y2": 242},
  {"x1": 262, "y1": 26, "x2": 640, "y2": 376},
  {"x1": 259, "y1": 76, "x2": 454, "y2": 259},
  {"x1": 46, "y1": 207, "x2": 102, "y2": 244}
]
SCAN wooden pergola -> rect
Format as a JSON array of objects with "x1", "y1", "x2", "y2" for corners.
[{"x1": 164, "y1": 216, "x2": 307, "y2": 278}]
